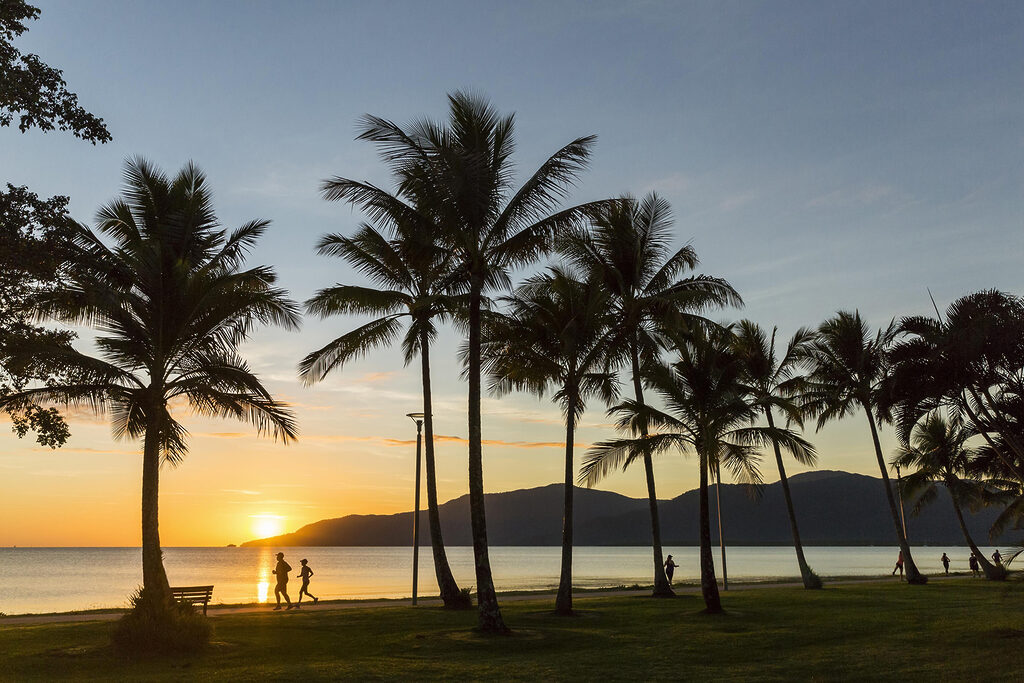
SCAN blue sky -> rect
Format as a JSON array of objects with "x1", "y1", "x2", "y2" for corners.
[{"x1": 3, "y1": 1, "x2": 1023, "y2": 544}]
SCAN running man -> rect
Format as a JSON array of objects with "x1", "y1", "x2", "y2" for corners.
[
  {"x1": 272, "y1": 551, "x2": 293, "y2": 610},
  {"x1": 940, "y1": 552, "x2": 950, "y2": 574},
  {"x1": 296, "y1": 558, "x2": 319, "y2": 608},
  {"x1": 992, "y1": 549, "x2": 1003, "y2": 566}
]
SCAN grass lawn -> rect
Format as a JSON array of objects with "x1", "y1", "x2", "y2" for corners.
[{"x1": 1, "y1": 579, "x2": 1021, "y2": 681}]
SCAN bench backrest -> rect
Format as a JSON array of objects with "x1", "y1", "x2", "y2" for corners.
[{"x1": 171, "y1": 585, "x2": 214, "y2": 600}]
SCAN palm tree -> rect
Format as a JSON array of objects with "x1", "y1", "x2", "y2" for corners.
[
  {"x1": 803, "y1": 311, "x2": 927, "y2": 584},
  {"x1": 298, "y1": 222, "x2": 464, "y2": 607},
  {"x1": 886, "y1": 291, "x2": 1024, "y2": 483},
  {"x1": 732, "y1": 320, "x2": 822, "y2": 589},
  {"x1": 892, "y1": 412, "x2": 1005, "y2": 580},
  {"x1": 0, "y1": 159, "x2": 299, "y2": 604},
  {"x1": 483, "y1": 268, "x2": 616, "y2": 615},
  {"x1": 560, "y1": 192, "x2": 740, "y2": 597},
  {"x1": 320, "y1": 92, "x2": 608, "y2": 632},
  {"x1": 581, "y1": 326, "x2": 814, "y2": 613}
]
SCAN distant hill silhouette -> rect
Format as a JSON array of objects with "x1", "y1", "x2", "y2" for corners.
[{"x1": 240, "y1": 470, "x2": 1015, "y2": 547}]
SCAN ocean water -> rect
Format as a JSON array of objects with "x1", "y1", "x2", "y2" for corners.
[{"x1": 0, "y1": 545, "x2": 997, "y2": 615}]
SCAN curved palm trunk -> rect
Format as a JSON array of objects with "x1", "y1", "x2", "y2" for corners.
[
  {"x1": 419, "y1": 334, "x2": 462, "y2": 606},
  {"x1": 555, "y1": 390, "x2": 578, "y2": 616},
  {"x1": 864, "y1": 407, "x2": 926, "y2": 584},
  {"x1": 947, "y1": 481, "x2": 1005, "y2": 580},
  {"x1": 141, "y1": 418, "x2": 171, "y2": 603},
  {"x1": 630, "y1": 346, "x2": 674, "y2": 598},
  {"x1": 467, "y1": 285, "x2": 508, "y2": 633},
  {"x1": 697, "y1": 447, "x2": 723, "y2": 613},
  {"x1": 765, "y1": 411, "x2": 820, "y2": 589}
]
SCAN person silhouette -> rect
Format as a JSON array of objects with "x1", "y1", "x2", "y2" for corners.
[
  {"x1": 992, "y1": 549, "x2": 1002, "y2": 566},
  {"x1": 296, "y1": 558, "x2": 319, "y2": 608},
  {"x1": 940, "y1": 553, "x2": 950, "y2": 575},
  {"x1": 664, "y1": 555, "x2": 679, "y2": 585},
  {"x1": 891, "y1": 550, "x2": 904, "y2": 580},
  {"x1": 969, "y1": 553, "x2": 980, "y2": 577},
  {"x1": 272, "y1": 551, "x2": 293, "y2": 610}
]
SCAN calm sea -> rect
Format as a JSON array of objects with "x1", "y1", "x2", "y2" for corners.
[{"x1": 0, "y1": 545, "x2": 994, "y2": 615}]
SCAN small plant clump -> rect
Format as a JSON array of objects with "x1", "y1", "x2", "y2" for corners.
[
  {"x1": 447, "y1": 587, "x2": 474, "y2": 610},
  {"x1": 111, "y1": 588, "x2": 211, "y2": 657}
]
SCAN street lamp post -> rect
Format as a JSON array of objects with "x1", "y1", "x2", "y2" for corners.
[
  {"x1": 714, "y1": 461, "x2": 728, "y2": 591},
  {"x1": 406, "y1": 412, "x2": 424, "y2": 605}
]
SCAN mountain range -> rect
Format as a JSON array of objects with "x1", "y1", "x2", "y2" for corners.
[{"x1": 241, "y1": 470, "x2": 1016, "y2": 547}]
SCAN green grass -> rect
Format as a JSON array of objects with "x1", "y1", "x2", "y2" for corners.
[{"x1": 1, "y1": 580, "x2": 1021, "y2": 681}]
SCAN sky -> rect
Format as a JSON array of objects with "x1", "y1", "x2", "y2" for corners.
[{"x1": 2, "y1": 0, "x2": 1022, "y2": 546}]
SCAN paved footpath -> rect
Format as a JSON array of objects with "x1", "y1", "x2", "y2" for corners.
[{"x1": 1, "y1": 574, "x2": 962, "y2": 627}]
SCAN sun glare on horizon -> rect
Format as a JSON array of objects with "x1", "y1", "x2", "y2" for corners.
[{"x1": 251, "y1": 514, "x2": 286, "y2": 539}]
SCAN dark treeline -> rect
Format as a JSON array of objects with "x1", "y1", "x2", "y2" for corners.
[{"x1": 4, "y1": 77, "x2": 1024, "y2": 638}]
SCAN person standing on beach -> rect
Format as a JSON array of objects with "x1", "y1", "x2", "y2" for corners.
[
  {"x1": 664, "y1": 555, "x2": 679, "y2": 585},
  {"x1": 296, "y1": 558, "x2": 319, "y2": 608},
  {"x1": 992, "y1": 549, "x2": 1002, "y2": 566},
  {"x1": 941, "y1": 553, "x2": 950, "y2": 574},
  {"x1": 969, "y1": 554, "x2": 980, "y2": 577},
  {"x1": 891, "y1": 550, "x2": 904, "y2": 580},
  {"x1": 273, "y1": 552, "x2": 293, "y2": 610}
]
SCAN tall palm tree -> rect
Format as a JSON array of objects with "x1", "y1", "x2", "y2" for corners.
[
  {"x1": 320, "y1": 92, "x2": 608, "y2": 632},
  {"x1": 732, "y1": 320, "x2": 822, "y2": 589},
  {"x1": 803, "y1": 311, "x2": 927, "y2": 584},
  {"x1": 0, "y1": 159, "x2": 299, "y2": 603},
  {"x1": 892, "y1": 412, "x2": 1005, "y2": 580},
  {"x1": 581, "y1": 326, "x2": 813, "y2": 613},
  {"x1": 298, "y1": 223, "x2": 464, "y2": 607},
  {"x1": 560, "y1": 192, "x2": 740, "y2": 597},
  {"x1": 483, "y1": 268, "x2": 616, "y2": 615}
]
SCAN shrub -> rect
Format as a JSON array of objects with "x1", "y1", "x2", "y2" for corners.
[
  {"x1": 446, "y1": 586, "x2": 474, "y2": 610},
  {"x1": 111, "y1": 587, "x2": 211, "y2": 657}
]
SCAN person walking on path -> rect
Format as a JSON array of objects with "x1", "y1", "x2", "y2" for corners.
[
  {"x1": 891, "y1": 550, "x2": 904, "y2": 580},
  {"x1": 969, "y1": 554, "x2": 980, "y2": 577},
  {"x1": 664, "y1": 555, "x2": 679, "y2": 585},
  {"x1": 273, "y1": 552, "x2": 293, "y2": 610},
  {"x1": 296, "y1": 558, "x2": 319, "y2": 608},
  {"x1": 941, "y1": 553, "x2": 950, "y2": 575},
  {"x1": 992, "y1": 549, "x2": 1002, "y2": 566}
]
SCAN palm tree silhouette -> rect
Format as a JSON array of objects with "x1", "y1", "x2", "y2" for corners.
[
  {"x1": 582, "y1": 326, "x2": 813, "y2": 613},
  {"x1": 560, "y1": 193, "x2": 740, "y2": 597},
  {"x1": 1, "y1": 159, "x2": 299, "y2": 603},
  {"x1": 299, "y1": 222, "x2": 464, "y2": 607},
  {"x1": 892, "y1": 412, "x2": 1005, "y2": 580},
  {"x1": 803, "y1": 311, "x2": 927, "y2": 584},
  {"x1": 732, "y1": 320, "x2": 822, "y2": 589},
  {"x1": 484, "y1": 268, "x2": 616, "y2": 615},
  {"x1": 319, "y1": 92, "x2": 608, "y2": 632}
]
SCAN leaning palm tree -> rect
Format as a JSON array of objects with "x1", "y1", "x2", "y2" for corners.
[
  {"x1": 732, "y1": 320, "x2": 822, "y2": 589},
  {"x1": 560, "y1": 193, "x2": 740, "y2": 597},
  {"x1": 803, "y1": 311, "x2": 927, "y2": 584},
  {"x1": 483, "y1": 268, "x2": 616, "y2": 615},
  {"x1": 298, "y1": 222, "x2": 465, "y2": 607},
  {"x1": 892, "y1": 412, "x2": 1005, "y2": 580},
  {"x1": 582, "y1": 326, "x2": 814, "y2": 613},
  {"x1": 0, "y1": 158, "x2": 299, "y2": 604},
  {"x1": 321, "y1": 92, "x2": 608, "y2": 633}
]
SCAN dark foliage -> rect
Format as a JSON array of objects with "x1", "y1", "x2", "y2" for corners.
[{"x1": 111, "y1": 588, "x2": 212, "y2": 657}]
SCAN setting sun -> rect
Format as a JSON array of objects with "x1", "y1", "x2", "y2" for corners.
[{"x1": 251, "y1": 515, "x2": 286, "y2": 539}]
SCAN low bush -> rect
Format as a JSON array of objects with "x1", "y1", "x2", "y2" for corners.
[{"x1": 111, "y1": 587, "x2": 211, "y2": 657}]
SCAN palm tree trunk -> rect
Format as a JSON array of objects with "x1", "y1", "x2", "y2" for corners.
[
  {"x1": 631, "y1": 345, "x2": 674, "y2": 598},
  {"x1": 141, "y1": 417, "x2": 171, "y2": 603},
  {"x1": 419, "y1": 332, "x2": 462, "y2": 606},
  {"x1": 765, "y1": 411, "x2": 820, "y2": 589},
  {"x1": 698, "y1": 446, "x2": 723, "y2": 613},
  {"x1": 948, "y1": 481, "x2": 1005, "y2": 580},
  {"x1": 467, "y1": 284, "x2": 507, "y2": 633},
  {"x1": 555, "y1": 388, "x2": 577, "y2": 615},
  {"x1": 863, "y1": 406, "x2": 927, "y2": 584}
]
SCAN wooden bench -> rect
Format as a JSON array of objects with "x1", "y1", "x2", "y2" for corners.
[{"x1": 171, "y1": 585, "x2": 214, "y2": 615}]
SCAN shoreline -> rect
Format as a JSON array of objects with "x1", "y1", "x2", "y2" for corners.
[{"x1": 0, "y1": 572, "x2": 972, "y2": 624}]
